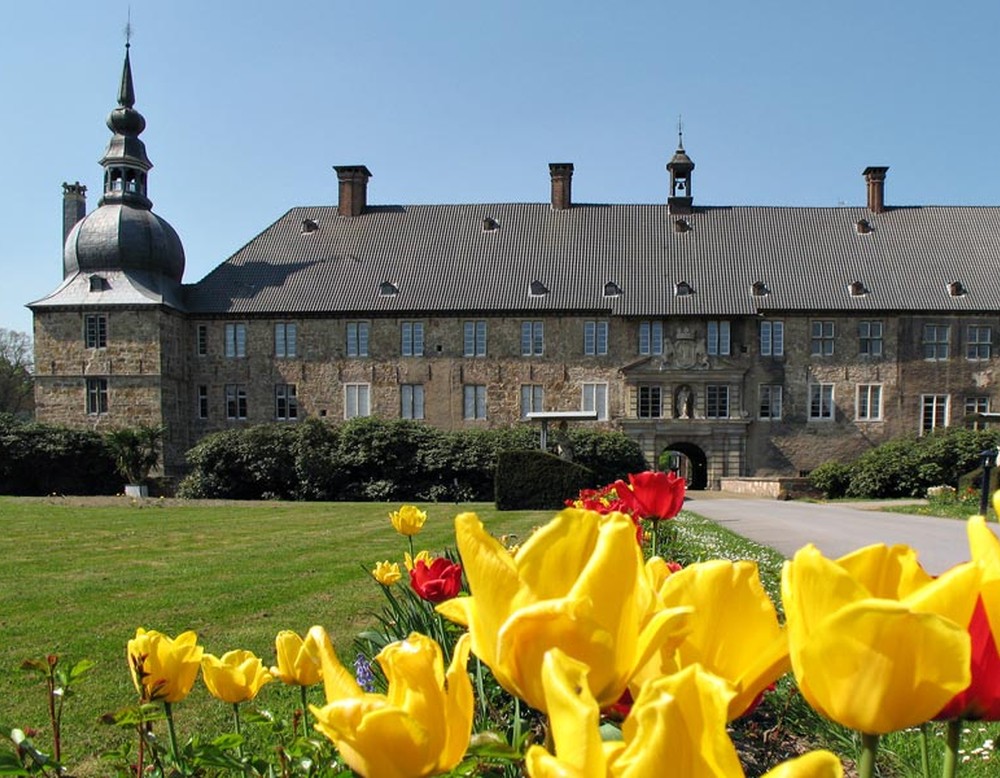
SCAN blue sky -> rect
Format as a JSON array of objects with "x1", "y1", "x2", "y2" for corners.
[{"x1": 4, "y1": 1, "x2": 1000, "y2": 337}]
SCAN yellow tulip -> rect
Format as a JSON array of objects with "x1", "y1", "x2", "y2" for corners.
[
  {"x1": 271, "y1": 627, "x2": 325, "y2": 686},
  {"x1": 782, "y1": 543, "x2": 978, "y2": 734},
  {"x1": 404, "y1": 549, "x2": 432, "y2": 572},
  {"x1": 309, "y1": 629, "x2": 473, "y2": 778},
  {"x1": 970, "y1": 512, "x2": 1000, "y2": 637},
  {"x1": 127, "y1": 628, "x2": 203, "y2": 703},
  {"x1": 639, "y1": 559, "x2": 790, "y2": 720},
  {"x1": 525, "y1": 648, "x2": 843, "y2": 778},
  {"x1": 201, "y1": 649, "x2": 273, "y2": 704},
  {"x1": 437, "y1": 509, "x2": 691, "y2": 712},
  {"x1": 389, "y1": 505, "x2": 427, "y2": 536},
  {"x1": 373, "y1": 560, "x2": 402, "y2": 586}
]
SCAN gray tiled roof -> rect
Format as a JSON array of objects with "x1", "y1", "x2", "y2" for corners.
[{"x1": 183, "y1": 203, "x2": 1000, "y2": 317}]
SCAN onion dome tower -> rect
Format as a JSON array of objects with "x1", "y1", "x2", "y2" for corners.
[{"x1": 61, "y1": 43, "x2": 185, "y2": 286}]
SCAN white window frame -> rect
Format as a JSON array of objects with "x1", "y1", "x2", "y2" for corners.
[
  {"x1": 345, "y1": 383, "x2": 371, "y2": 419},
  {"x1": 401, "y1": 321, "x2": 425, "y2": 357},
  {"x1": 275, "y1": 323, "x2": 297, "y2": 358},
  {"x1": 463, "y1": 385, "x2": 487, "y2": 420},
  {"x1": 581, "y1": 382, "x2": 608, "y2": 421},
  {"x1": 808, "y1": 383, "x2": 835, "y2": 421},
  {"x1": 520, "y1": 384, "x2": 544, "y2": 418},
  {"x1": 84, "y1": 313, "x2": 108, "y2": 349},
  {"x1": 856, "y1": 384, "x2": 883, "y2": 421},
  {"x1": 584, "y1": 321, "x2": 609, "y2": 356},
  {"x1": 225, "y1": 323, "x2": 247, "y2": 358},
  {"x1": 760, "y1": 320, "x2": 784, "y2": 357},
  {"x1": 758, "y1": 385, "x2": 782, "y2": 420},
  {"x1": 86, "y1": 377, "x2": 109, "y2": 415},
  {"x1": 225, "y1": 383, "x2": 248, "y2": 420},
  {"x1": 921, "y1": 394, "x2": 949, "y2": 433},
  {"x1": 707, "y1": 321, "x2": 731, "y2": 356},
  {"x1": 401, "y1": 384, "x2": 425, "y2": 420},
  {"x1": 639, "y1": 320, "x2": 663, "y2": 356},
  {"x1": 275, "y1": 383, "x2": 298, "y2": 421},
  {"x1": 521, "y1": 321, "x2": 544, "y2": 356},
  {"x1": 463, "y1": 320, "x2": 487, "y2": 357},
  {"x1": 346, "y1": 321, "x2": 370, "y2": 358}
]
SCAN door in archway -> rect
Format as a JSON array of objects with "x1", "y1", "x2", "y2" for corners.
[{"x1": 661, "y1": 442, "x2": 708, "y2": 490}]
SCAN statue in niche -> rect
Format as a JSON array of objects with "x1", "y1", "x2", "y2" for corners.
[{"x1": 675, "y1": 386, "x2": 693, "y2": 419}]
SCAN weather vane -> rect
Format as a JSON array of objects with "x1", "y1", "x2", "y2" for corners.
[{"x1": 124, "y1": 6, "x2": 133, "y2": 47}]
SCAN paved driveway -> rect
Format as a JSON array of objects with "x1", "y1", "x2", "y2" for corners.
[{"x1": 684, "y1": 496, "x2": 1000, "y2": 575}]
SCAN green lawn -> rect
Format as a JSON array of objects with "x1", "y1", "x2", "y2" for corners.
[{"x1": 0, "y1": 497, "x2": 551, "y2": 775}]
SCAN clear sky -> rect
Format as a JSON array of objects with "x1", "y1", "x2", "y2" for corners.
[{"x1": 4, "y1": 0, "x2": 1000, "y2": 338}]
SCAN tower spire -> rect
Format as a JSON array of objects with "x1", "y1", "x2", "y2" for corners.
[{"x1": 99, "y1": 41, "x2": 152, "y2": 209}]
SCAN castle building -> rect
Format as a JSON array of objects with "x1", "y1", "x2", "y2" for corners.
[{"x1": 29, "y1": 48, "x2": 1000, "y2": 488}]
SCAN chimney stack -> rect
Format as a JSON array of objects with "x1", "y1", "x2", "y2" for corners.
[
  {"x1": 549, "y1": 163, "x2": 574, "y2": 210},
  {"x1": 863, "y1": 166, "x2": 889, "y2": 214},
  {"x1": 334, "y1": 165, "x2": 372, "y2": 217},
  {"x1": 62, "y1": 181, "x2": 87, "y2": 242}
]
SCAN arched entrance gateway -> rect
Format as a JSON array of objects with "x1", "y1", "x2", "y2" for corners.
[{"x1": 659, "y1": 442, "x2": 709, "y2": 491}]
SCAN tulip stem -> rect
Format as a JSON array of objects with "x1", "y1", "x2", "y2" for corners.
[
  {"x1": 942, "y1": 720, "x2": 961, "y2": 778},
  {"x1": 163, "y1": 701, "x2": 180, "y2": 765},
  {"x1": 651, "y1": 520, "x2": 659, "y2": 557},
  {"x1": 300, "y1": 684, "x2": 310, "y2": 738},
  {"x1": 919, "y1": 723, "x2": 930, "y2": 778},
  {"x1": 859, "y1": 732, "x2": 878, "y2": 778}
]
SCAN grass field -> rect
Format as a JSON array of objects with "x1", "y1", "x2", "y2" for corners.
[{"x1": 2, "y1": 495, "x2": 997, "y2": 777}]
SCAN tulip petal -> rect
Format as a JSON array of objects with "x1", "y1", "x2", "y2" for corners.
[
  {"x1": 836, "y1": 544, "x2": 932, "y2": 599},
  {"x1": 969, "y1": 514, "x2": 1000, "y2": 640},
  {"x1": 440, "y1": 633, "x2": 474, "y2": 770},
  {"x1": 902, "y1": 561, "x2": 979, "y2": 629},
  {"x1": 761, "y1": 750, "x2": 844, "y2": 778},
  {"x1": 797, "y1": 599, "x2": 970, "y2": 734},
  {"x1": 516, "y1": 509, "x2": 603, "y2": 599},
  {"x1": 314, "y1": 625, "x2": 363, "y2": 702}
]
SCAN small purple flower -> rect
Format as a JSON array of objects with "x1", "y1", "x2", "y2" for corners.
[{"x1": 354, "y1": 653, "x2": 376, "y2": 692}]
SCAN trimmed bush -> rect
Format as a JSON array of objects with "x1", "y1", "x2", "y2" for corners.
[
  {"x1": 0, "y1": 414, "x2": 119, "y2": 495},
  {"x1": 566, "y1": 428, "x2": 647, "y2": 485},
  {"x1": 808, "y1": 460, "x2": 852, "y2": 499},
  {"x1": 495, "y1": 450, "x2": 594, "y2": 510}
]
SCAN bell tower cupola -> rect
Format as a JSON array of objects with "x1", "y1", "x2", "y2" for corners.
[
  {"x1": 666, "y1": 121, "x2": 695, "y2": 215},
  {"x1": 99, "y1": 42, "x2": 153, "y2": 209}
]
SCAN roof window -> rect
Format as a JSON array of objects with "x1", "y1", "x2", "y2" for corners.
[
  {"x1": 301, "y1": 218, "x2": 319, "y2": 234},
  {"x1": 482, "y1": 217, "x2": 500, "y2": 232},
  {"x1": 674, "y1": 281, "x2": 695, "y2": 297},
  {"x1": 751, "y1": 281, "x2": 771, "y2": 297},
  {"x1": 529, "y1": 280, "x2": 550, "y2": 297},
  {"x1": 849, "y1": 280, "x2": 870, "y2": 297},
  {"x1": 89, "y1": 275, "x2": 109, "y2": 292},
  {"x1": 603, "y1": 281, "x2": 623, "y2": 297},
  {"x1": 948, "y1": 281, "x2": 967, "y2": 297},
  {"x1": 673, "y1": 218, "x2": 692, "y2": 233},
  {"x1": 855, "y1": 219, "x2": 873, "y2": 235},
  {"x1": 379, "y1": 281, "x2": 399, "y2": 297}
]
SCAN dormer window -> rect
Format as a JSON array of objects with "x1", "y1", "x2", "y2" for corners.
[
  {"x1": 529, "y1": 280, "x2": 550, "y2": 297},
  {"x1": 89, "y1": 275, "x2": 109, "y2": 292},
  {"x1": 855, "y1": 219, "x2": 873, "y2": 235},
  {"x1": 603, "y1": 281, "x2": 623, "y2": 297},
  {"x1": 301, "y1": 218, "x2": 319, "y2": 234},
  {"x1": 949, "y1": 281, "x2": 968, "y2": 297},
  {"x1": 849, "y1": 280, "x2": 870, "y2": 297},
  {"x1": 673, "y1": 218, "x2": 692, "y2": 233},
  {"x1": 482, "y1": 217, "x2": 500, "y2": 232},
  {"x1": 751, "y1": 281, "x2": 771, "y2": 297},
  {"x1": 674, "y1": 281, "x2": 694, "y2": 297},
  {"x1": 379, "y1": 281, "x2": 399, "y2": 297}
]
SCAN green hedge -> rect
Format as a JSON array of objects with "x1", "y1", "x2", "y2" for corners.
[
  {"x1": 494, "y1": 450, "x2": 595, "y2": 510},
  {"x1": 178, "y1": 418, "x2": 645, "y2": 502},
  {"x1": 809, "y1": 427, "x2": 1000, "y2": 499},
  {"x1": 0, "y1": 414, "x2": 120, "y2": 495}
]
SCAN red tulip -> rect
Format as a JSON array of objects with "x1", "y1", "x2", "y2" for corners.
[
  {"x1": 936, "y1": 597, "x2": 1000, "y2": 720},
  {"x1": 614, "y1": 471, "x2": 686, "y2": 521},
  {"x1": 410, "y1": 556, "x2": 463, "y2": 603}
]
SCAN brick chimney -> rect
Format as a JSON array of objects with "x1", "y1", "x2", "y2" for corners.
[
  {"x1": 549, "y1": 163, "x2": 574, "y2": 210},
  {"x1": 334, "y1": 165, "x2": 372, "y2": 217},
  {"x1": 863, "y1": 166, "x2": 889, "y2": 213},
  {"x1": 62, "y1": 181, "x2": 87, "y2": 242}
]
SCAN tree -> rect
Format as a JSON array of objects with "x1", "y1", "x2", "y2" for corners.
[
  {"x1": 105, "y1": 425, "x2": 164, "y2": 487},
  {"x1": 0, "y1": 328, "x2": 33, "y2": 417}
]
